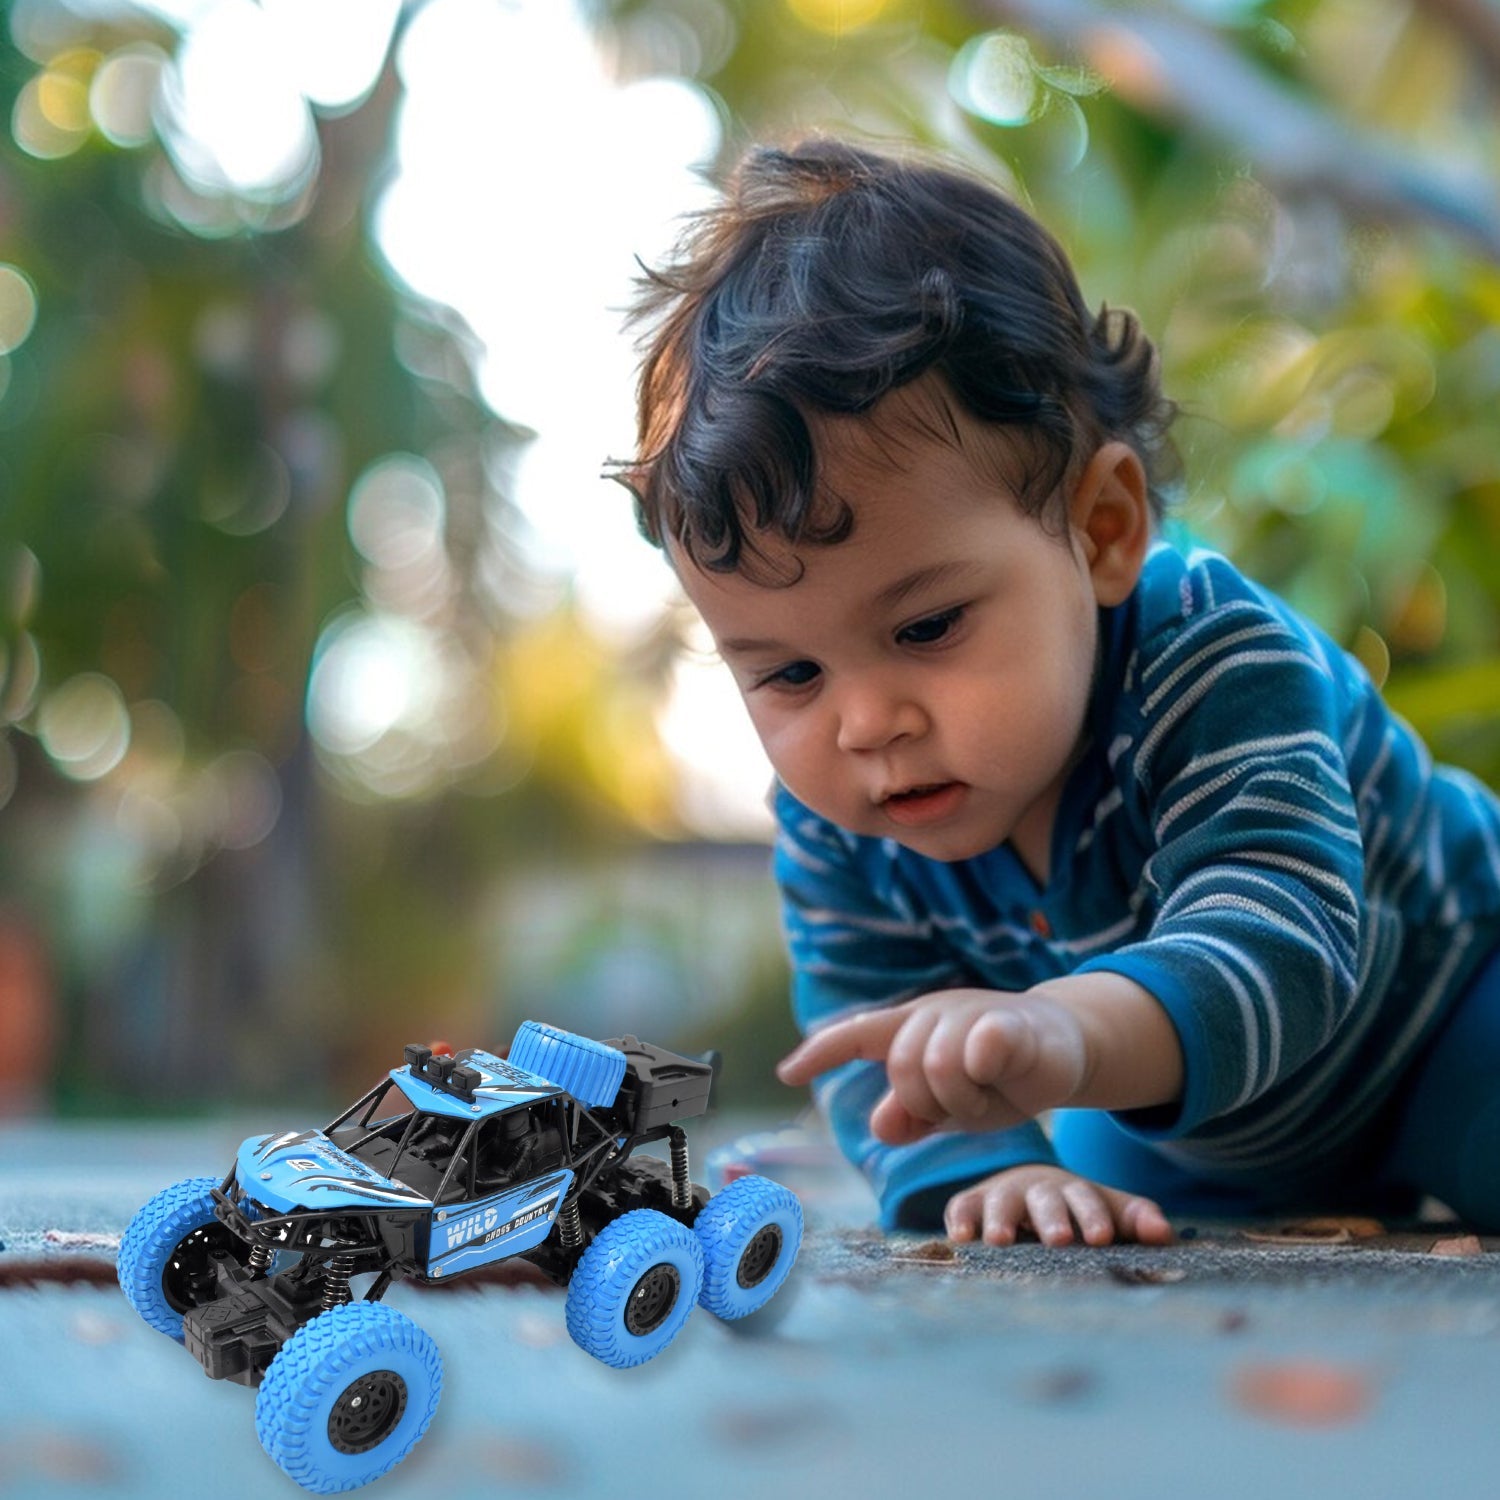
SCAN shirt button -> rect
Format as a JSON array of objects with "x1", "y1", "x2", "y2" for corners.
[{"x1": 1029, "y1": 909, "x2": 1052, "y2": 939}]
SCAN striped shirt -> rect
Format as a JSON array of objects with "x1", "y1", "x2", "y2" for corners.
[{"x1": 774, "y1": 542, "x2": 1500, "y2": 1228}]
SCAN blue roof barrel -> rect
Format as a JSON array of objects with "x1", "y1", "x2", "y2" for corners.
[{"x1": 509, "y1": 1022, "x2": 627, "y2": 1109}]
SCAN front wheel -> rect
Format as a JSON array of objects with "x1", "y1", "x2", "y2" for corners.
[
  {"x1": 565, "y1": 1209, "x2": 704, "y2": 1369},
  {"x1": 694, "y1": 1175, "x2": 802, "y2": 1321},
  {"x1": 117, "y1": 1175, "x2": 250, "y2": 1341},
  {"x1": 255, "y1": 1302, "x2": 443, "y2": 1494}
]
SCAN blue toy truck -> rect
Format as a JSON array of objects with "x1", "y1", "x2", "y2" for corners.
[{"x1": 118, "y1": 1022, "x2": 802, "y2": 1493}]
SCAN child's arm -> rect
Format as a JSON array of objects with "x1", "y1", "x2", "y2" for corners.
[{"x1": 777, "y1": 971, "x2": 1183, "y2": 1145}]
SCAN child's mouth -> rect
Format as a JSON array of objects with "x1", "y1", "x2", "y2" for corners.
[{"x1": 881, "y1": 782, "x2": 967, "y2": 827}]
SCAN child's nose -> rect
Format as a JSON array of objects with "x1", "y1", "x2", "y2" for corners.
[{"x1": 834, "y1": 681, "x2": 927, "y2": 752}]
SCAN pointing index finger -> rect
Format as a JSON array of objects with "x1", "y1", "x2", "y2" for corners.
[{"x1": 776, "y1": 1007, "x2": 908, "y2": 1085}]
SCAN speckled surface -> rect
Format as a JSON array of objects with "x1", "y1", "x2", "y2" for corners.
[{"x1": 4, "y1": 1116, "x2": 1500, "y2": 1498}]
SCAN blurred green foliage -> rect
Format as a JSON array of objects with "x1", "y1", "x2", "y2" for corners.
[{"x1": 1, "y1": 0, "x2": 1498, "y2": 1112}]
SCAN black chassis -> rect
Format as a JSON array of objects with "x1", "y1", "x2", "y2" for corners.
[{"x1": 185, "y1": 1066, "x2": 711, "y2": 1387}]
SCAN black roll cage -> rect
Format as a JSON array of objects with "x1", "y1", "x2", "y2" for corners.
[{"x1": 216, "y1": 1071, "x2": 677, "y2": 1262}]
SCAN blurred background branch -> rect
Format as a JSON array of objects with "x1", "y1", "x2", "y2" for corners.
[
  {"x1": 1, "y1": 0, "x2": 1496, "y2": 1117},
  {"x1": 967, "y1": 0, "x2": 1500, "y2": 253},
  {"x1": 1415, "y1": 0, "x2": 1500, "y2": 86}
]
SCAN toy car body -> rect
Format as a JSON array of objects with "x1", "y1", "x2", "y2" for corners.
[{"x1": 119, "y1": 1022, "x2": 803, "y2": 1494}]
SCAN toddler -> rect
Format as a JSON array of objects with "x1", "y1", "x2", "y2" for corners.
[{"x1": 622, "y1": 136, "x2": 1500, "y2": 1246}]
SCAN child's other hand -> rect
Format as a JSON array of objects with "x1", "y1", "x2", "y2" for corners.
[
  {"x1": 945, "y1": 1164, "x2": 1175, "y2": 1248},
  {"x1": 776, "y1": 987, "x2": 1089, "y2": 1144}
]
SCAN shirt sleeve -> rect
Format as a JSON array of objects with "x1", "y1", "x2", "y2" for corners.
[
  {"x1": 1074, "y1": 601, "x2": 1367, "y2": 1139},
  {"x1": 773, "y1": 785, "x2": 1057, "y2": 1228}
]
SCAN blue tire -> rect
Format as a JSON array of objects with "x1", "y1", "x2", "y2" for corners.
[
  {"x1": 565, "y1": 1209, "x2": 704, "y2": 1369},
  {"x1": 694, "y1": 1175, "x2": 803, "y2": 1321},
  {"x1": 118, "y1": 1175, "x2": 248, "y2": 1341},
  {"x1": 255, "y1": 1302, "x2": 443, "y2": 1494}
]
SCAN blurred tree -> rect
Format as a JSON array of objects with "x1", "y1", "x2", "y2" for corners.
[
  {"x1": 0, "y1": 7, "x2": 475, "y2": 1105},
  {"x1": 0, "y1": 3, "x2": 683, "y2": 1108},
  {"x1": 2, "y1": 0, "x2": 1498, "y2": 1113}
]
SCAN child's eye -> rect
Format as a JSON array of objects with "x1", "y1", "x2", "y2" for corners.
[
  {"x1": 758, "y1": 660, "x2": 821, "y2": 690},
  {"x1": 896, "y1": 606, "x2": 965, "y2": 646}
]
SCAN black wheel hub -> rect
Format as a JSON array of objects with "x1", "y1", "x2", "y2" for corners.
[
  {"x1": 625, "y1": 1263, "x2": 681, "y2": 1336},
  {"x1": 162, "y1": 1223, "x2": 249, "y2": 1314},
  {"x1": 328, "y1": 1370, "x2": 408, "y2": 1455},
  {"x1": 737, "y1": 1224, "x2": 783, "y2": 1289}
]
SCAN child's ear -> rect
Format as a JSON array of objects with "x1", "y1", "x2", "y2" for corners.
[{"x1": 1067, "y1": 442, "x2": 1151, "y2": 607}]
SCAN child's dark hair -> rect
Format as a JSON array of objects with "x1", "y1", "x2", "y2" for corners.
[{"x1": 624, "y1": 135, "x2": 1178, "y2": 575}]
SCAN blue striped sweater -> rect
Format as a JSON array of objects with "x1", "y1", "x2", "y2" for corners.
[{"x1": 774, "y1": 542, "x2": 1500, "y2": 1228}]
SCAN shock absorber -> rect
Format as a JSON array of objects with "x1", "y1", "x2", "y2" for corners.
[
  {"x1": 557, "y1": 1198, "x2": 583, "y2": 1251},
  {"x1": 247, "y1": 1243, "x2": 273, "y2": 1278},
  {"x1": 669, "y1": 1127, "x2": 692, "y2": 1211},
  {"x1": 321, "y1": 1251, "x2": 356, "y2": 1310}
]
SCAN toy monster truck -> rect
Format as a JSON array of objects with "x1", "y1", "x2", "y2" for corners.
[{"x1": 118, "y1": 1022, "x2": 802, "y2": 1493}]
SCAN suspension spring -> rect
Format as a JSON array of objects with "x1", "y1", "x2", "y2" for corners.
[
  {"x1": 557, "y1": 1199, "x2": 583, "y2": 1251},
  {"x1": 247, "y1": 1243, "x2": 273, "y2": 1278},
  {"x1": 669, "y1": 1127, "x2": 692, "y2": 1210},
  {"x1": 321, "y1": 1251, "x2": 356, "y2": 1310}
]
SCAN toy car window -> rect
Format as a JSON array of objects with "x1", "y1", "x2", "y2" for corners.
[
  {"x1": 433, "y1": 1121, "x2": 479, "y2": 1204},
  {"x1": 472, "y1": 1117, "x2": 523, "y2": 1192},
  {"x1": 471, "y1": 1102, "x2": 567, "y2": 1194},
  {"x1": 329, "y1": 1081, "x2": 417, "y2": 1169},
  {"x1": 363, "y1": 1082, "x2": 411, "y2": 1128}
]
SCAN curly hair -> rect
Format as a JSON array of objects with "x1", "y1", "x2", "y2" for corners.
[{"x1": 624, "y1": 135, "x2": 1177, "y2": 575}]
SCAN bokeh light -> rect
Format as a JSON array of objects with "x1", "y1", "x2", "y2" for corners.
[
  {"x1": 200, "y1": 443, "x2": 293, "y2": 537},
  {"x1": 1, "y1": 634, "x2": 41, "y2": 725},
  {"x1": 306, "y1": 608, "x2": 499, "y2": 799},
  {"x1": 204, "y1": 748, "x2": 283, "y2": 851},
  {"x1": 308, "y1": 611, "x2": 442, "y2": 760},
  {"x1": 0, "y1": 266, "x2": 38, "y2": 357},
  {"x1": 37, "y1": 673, "x2": 132, "y2": 782},
  {"x1": 12, "y1": 46, "x2": 97, "y2": 158},
  {"x1": 952, "y1": 32, "x2": 1040, "y2": 125},
  {"x1": 348, "y1": 454, "x2": 453, "y2": 623},
  {"x1": 348, "y1": 455, "x2": 446, "y2": 574},
  {"x1": 89, "y1": 42, "x2": 167, "y2": 147}
]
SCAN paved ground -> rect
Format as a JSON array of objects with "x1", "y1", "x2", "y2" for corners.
[{"x1": 4, "y1": 1114, "x2": 1500, "y2": 1498}]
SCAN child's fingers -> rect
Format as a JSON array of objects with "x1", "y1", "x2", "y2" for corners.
[
  {"x1": 944, "y1": 1185, "x2": 985, "y2": 1243},
  {"x1": 1061, "y1": 1181, "x2": 1118, "y2": 1246},
  {"x1": 883, "y1": 1005, "x2": 949, "y2": 1128},
  {"x1": 868, "y1": 1090, "x2": 938, "y2": 1145},
  {"x1": 963, "y1": 1007, "x2": 1035, "y2": 1089},
  {"x1": 909, "y1": 1008, "x2": 996, "y2": 1126},
  {"x1": 1113, "y1": 1191, "x2": 1175, "y2": 1245},
  {"x1": 1023, "y1": 1181, "x2": 1077, "y2": 1246},
  {"x1": 945, "y1": 1172, "x2": 1175, "y2": 1249},
  {"x1": 946, "y1": 1180, "x2": 1022, "y2": 1245},
  {"x1": 775, "y1": 1006, "x2": 909, "y2": 1084}
]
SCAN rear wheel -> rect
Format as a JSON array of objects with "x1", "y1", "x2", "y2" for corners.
[
  {"x1": 564, "y1": 1209, "x2": 704, "y2": 1368},
  {"x1": 118, "y1": 1176, "x2": 250, "y2": 1341},
  {"x1": 695, "y1": 1175, "x2": 802, "y2": 1321}
]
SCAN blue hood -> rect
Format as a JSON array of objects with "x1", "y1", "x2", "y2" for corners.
[{"x1": 238, "y1": 1130, "x2": 432, "y2": 1214}]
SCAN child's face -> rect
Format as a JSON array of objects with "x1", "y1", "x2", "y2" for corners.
[{"x1": 674, "y1": 390, "x2": 1138, "y2": 865}]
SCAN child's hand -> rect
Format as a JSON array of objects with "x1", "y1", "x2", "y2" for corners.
[
  {"x1": 945, "y1": 1164, "x2": 1175, "y2": 1247},
  {"x1": 776, "y1": 987, "x2": 1091, "y2": 1145}
]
